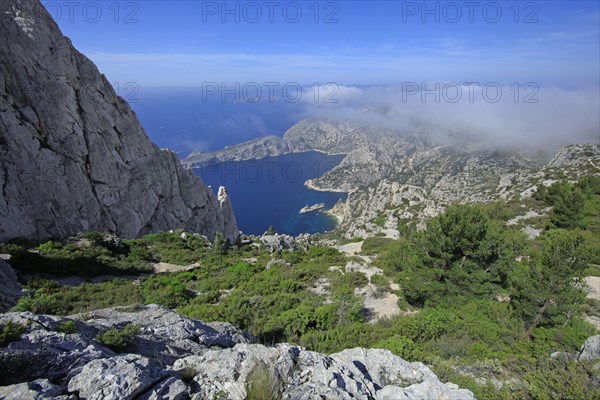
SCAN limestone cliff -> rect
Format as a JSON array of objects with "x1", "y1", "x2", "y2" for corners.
[{"x1": 0, "y1": 0, "x2": 238, "y2": 243}]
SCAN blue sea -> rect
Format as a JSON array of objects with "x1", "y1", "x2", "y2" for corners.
[
  {"x1": 131, "y1": 88, "x2": 347, "y2": 235},
  {"x1": 130, "y1": 87, "x2": 307, "y2": 157},
  {"x1": 194, "y1": 153, "x2": 347, "y2": 236}
]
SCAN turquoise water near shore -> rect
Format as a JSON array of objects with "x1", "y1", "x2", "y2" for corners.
[{"x1": 194, "y1": 152, "x2": 347, "y2": 235}]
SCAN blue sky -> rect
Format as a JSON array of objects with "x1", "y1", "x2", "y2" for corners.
[{"x1": 43, "y1": 1, "x2": 600, "y2": 88}]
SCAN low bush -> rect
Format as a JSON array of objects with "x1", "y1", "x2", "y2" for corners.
[
  {"x1": 96, "y1": 323, "x2": 140, "y2": 352},
  {"x1": 0, "y1": 321, "x2": 27, "y2": 347},
  {"x1": 361, "y1": 237, "x2": 397, "y2": 255},
  {"x1": 57, "y1": 320, "x2": 78, "y2": 334}
]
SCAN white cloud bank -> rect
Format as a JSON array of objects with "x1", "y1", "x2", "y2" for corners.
[{"x1": 301, "y1": 84, "x2": 600, "y2": 152}]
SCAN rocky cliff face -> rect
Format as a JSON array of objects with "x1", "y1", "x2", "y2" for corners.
[
  {"x1": 0, "y1": 305, "x2": 475, "y2": 399},
  {"x1": 0, "y1": 0, "x2": 238, "y2": 243}
]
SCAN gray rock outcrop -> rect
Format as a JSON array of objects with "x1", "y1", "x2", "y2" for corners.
[
  {"x1": 549, "y1": 144, "x2": 600, "y2": 167},
  {"x1": 217, "y1": 186, "x2": 239, "y2": 243},
  {"x1": 0, "y1": 379, "x2": 73, "y2": 400},
  {"x1": 260, "y1": 233, "x2": 299, "y2": 253},
  {"x1": 578, "y1": 335, "x2": 600, "y2": 362},
  {"x1": 265, "y1": 258, "x2": 292, "y2": 270},
  {"x1": 0, "y1": 0, "x2": 238, "y2": 243},
  {"x1": 0, "y1": 305, "x2": 474, "y2": 399},
  {"x1": 259, "y1": 232, "x2": 311, "y2": 253},
  {"x1": 68, "y1": 354, "x2": 167, "y2": 400},
  {"x1": 0, "y1": 259, "x2": 21, "y2": 311},
  {"x1": 174, "y1": 344, "x2": 475, "y2": 400}
]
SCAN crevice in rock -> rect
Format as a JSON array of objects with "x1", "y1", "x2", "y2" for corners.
[
  {"x1": 137, "y1": 190, "x2": 162, "y2": 237},
  {"x1": 2, "y1": 165, "x2": 8, "y2": 201},
  {"x1": 74, "y1": 83, "x2": 114, "y2": 233}
]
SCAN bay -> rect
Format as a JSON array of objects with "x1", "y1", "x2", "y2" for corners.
[{"x1": 194, "y1": 152, "x2": 347, "y2": 236}]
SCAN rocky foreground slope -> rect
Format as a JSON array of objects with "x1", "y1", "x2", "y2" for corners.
[
  {"x1": 0, "y1": 304, "x2": 476, "y2": 400},
  {"x1": 0, "y1": 0, "x2": 238, "y2": 243}
]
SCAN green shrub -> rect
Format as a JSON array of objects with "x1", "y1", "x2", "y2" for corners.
[
  {"x1": 125, "y1": 230, "x2": 209, "y2": 265},
  {"x1": 362, "y1": 237, "x2": 396, "y2": 255},
  {"x1": 141, "y1": 276, "x2": 192, "y2": 308},
  {"x1": 372, "y1": 214, "x2": 386, "y2": 227},
  {"x1": 536, "y1": 177, "x2": 600, "y2": 231},
  {"x1": 510, "y1": 229, "x2": 592, "y2": 334},
  {"x1": 370, "y1": 274, "x2": 389, "y2": 290},
  {"x1": 522, "y1": 357, "x2": 600, "y2": 400},
  {"x1": 0, "y1": 321, "x2": 27, "y2": 347},
  {"x1": 339, "y1": 237, "x2": 363, "y2": 244},
  {"x1": 81, "y1": 231, "x2": 105, "y2": 243},
  {"x1": 400, "y1": 203, "x2": 524, "y2": 307},
  {"x1": 374, "y1": 335, "x2": 420, "y2": 360},
  {"x1": 96, "y1": 324, "x2": 140, "y2": 352},
  {"x1": 127, "y1": 246, "x2": 153, "y2": 262},
  {"x1": 13, "y1": 292, "x2": 61, "y2": 314},
  {"x1": 405, "y1": 308, "x2": 456, "y2": 342},
  {"x1": 37, "y1": 240, "x2": 63, "y2": 253},
  {"x1": 306, "y1": 246, "x2": 344, "y2": 260},
  {"x1": 57, "y1": 320, "x2": 78, "y2": 334},
  {"x1": 340, "y1": 271, "x2": 368, "y2": 288}
]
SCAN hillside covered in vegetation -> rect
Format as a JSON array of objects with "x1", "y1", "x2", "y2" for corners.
[{"x1": 2, "y1": 175, "x2": 599, "y2": 399}]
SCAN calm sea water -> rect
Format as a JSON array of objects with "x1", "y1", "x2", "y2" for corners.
[{"x1": 194, "y1": 152, "x2": 347, "y2": 236}]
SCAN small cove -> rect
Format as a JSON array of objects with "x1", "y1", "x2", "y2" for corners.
[{"x1": 194, "y1": 152, "x2": 347, "y2": 235}]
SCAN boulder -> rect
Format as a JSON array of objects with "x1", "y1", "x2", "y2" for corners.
[
  {"x1": 0, "y1": 260, "x2": 21, "y2": 311},
  {"x1": 0, "y1": 379, "x2": 73, "y2": 400},
  {"x1": 68, "y1": 354, "x2": 166, "y2": 400},
  {"x1": 260, "y1": 233, "x2": 298, "y2": 253},
  {"x1": 578, "y1": 335, "x2": 600, "y2": 362},
  {"x1": 266, "y1": 258, "x2": 292, "y2": 270}
]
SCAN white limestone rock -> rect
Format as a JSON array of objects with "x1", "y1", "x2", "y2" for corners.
[{"x1": 68, "y1": 354, "x2": 166, "y2": 400}]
